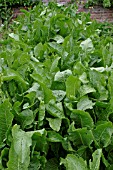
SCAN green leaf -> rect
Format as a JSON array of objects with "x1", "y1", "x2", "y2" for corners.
[
  {"x1": 13, "y1": 52, "x2": 30, "y2": 68},
  {"x1": 89, "y1": 70, "x2": 108, "y2": 100},
  {"x1": 108, "y1": 71, "x2": 113, "y2": 97},
  {"x1": 38, "y1": 100, "x2": 45, "y2": 127},
  {"x1": 68, "y1": 126, "x2": 93, "y2": 147},
  {"x1": 80, "y1": 38, "x2": 94, "y2": 52},
  {"x1": 66, "y1": 75, "x2": 81, "y2": 99},
  {"x1": 93, "y1": 121, "x2": 113, "y2": 147},
  {"x1": 34, "y1": 43, "x2": 44, "y2": 58},
  {"x1": 73, "y1": 61, "x2": 86, "y2": 76},
  {"x1": 7, "y1": 125, "x2": 32, "y2": 170},
  {"x1": 50, "y1": 57, "x2": 60, "y2": 74},
  {"x1": 77, "y1": 96, "x2": 95, "y2": 111},
  {"x1": 46, "y1": 100, "x2": 65, "y2": 118},
  {"x1": 18, "y1": 109, "x2": 34, "y2": 129},
  {"x1": 90, "y1": 67, "x2": 107, "y2": 73},
  {"x1": 108, "y1": 165, "x2": 113, "y2": 170},
  {"x1": 60, "y1": 154, "x2": 88, "y2": 170},
  {"x1": 101, "y1": 152, "x2": 110, "y2": 168},
  {"x1": 24, "y1": 92, "x2": 36, "y2": 105},
  {"x1": 54, "y1": 70, "x2": 72, "y2": 82},
  {"x1": 41, "y1": 84, "x2": 56, "y2": 104},
  {"x1": 89, "y1": 149, "x2": 102, "y2": 170},
  {"x1": 30, "y1": 73, "x2": 45, "y2": 85},
  {"x1": 52, "y1": 90, "x2": 66, "y2": 102},
  {"x1": 29, "y1": 154, "x2": 46, "y2": 170},
  {"x1": 31, "y1": 129, "x2": 48, "y2": 154},
  {"x1": 71, "y1": 110, "x2": 94, "y2": 129},
  {"x1": 47, "y1": 131, "x2": 63, "y2": 142},
  {"x1": 26, "y1": 83, "x2": 40, "y2": 93},
  {"x1": 0, "y1": 148, "x2": 9, "y2": 169},
  {"x1": 9, "y1": 33, "x2": 19, "y2": 41},
  {"x1": 102, "y1": 46, "x2": 112, "y2": 67},
  {"x1": 76, "y1": 146, "x2": 88, "y2": 158},
  {"x1": 47, "y1": 118, "x2": 61, "y2": 132},
  {"x1": 51, "y1": 81, "x2": 65, "y2": 91},
  {"x1": 3, "y1": 68, "x2": 28, "y2": 90},
  {"x1": 95, "y1": 101, "x2": 108, "y2": 108},
  {"x1": 0, "y1": 100, "x2": 13, "y2": 145},
  {"x1": 53, "y1": 35, "x2": 64, "y2": 44},
  {"x1": 62, "y1": 137, "x2": 74, "y2": 152},
  {"x1": 79, "y1": 72, "x2": 89, "y2": 84},
  {"x1": 44, "y1": 158, "x2": 58, "y2": 170},
  {"x1": 48, "y1": 42, "x2": 63, "y2": 54},
  {"x1": 79, "y1": 84, "x2": 96, "y2": 97}
]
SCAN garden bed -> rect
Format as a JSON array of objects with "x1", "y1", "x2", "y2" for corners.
[{"x1": 1, "y1": 2, "x2": 113, "y2": 170}]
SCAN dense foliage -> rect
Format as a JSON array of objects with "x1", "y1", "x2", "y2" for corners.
[
  {"x1": 0, "y1": 0, "x2": 40, "y2": 6},
  {"x1": 1, "y1": 2, "x2": 113, "y2": 169},
  {"x1": 0, "y1": 0, "x2": 40, "y2": 23},
  {"x1": 86, "y1": 0, "x2": 113, "y2": 7}
]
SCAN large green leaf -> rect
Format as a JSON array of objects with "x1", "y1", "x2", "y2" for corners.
[
  {"x1": 80, "y1": 38, "x2": 94, "y2": 52},
  {"x1": 102, "y1": 46, "x2": 112, "y2": 67},
  {"x1": 77, "y1": 96, "x2": 95, "y2": 111},
  {"x1": 41, "y1": 84, "x2": 56, "y2": 104},
  {"x1": 34, "y1": 42, "x2": 44, "y2": 58},
  {"x1": 47, "y1": 131, "x2": 63, "y2": 143},
  {"x1": 18, "y1": 109, "x2": 34, "y2": 129},
  {"x1": 89, "y1": 149, "x2": 102, "y2": 170},
  {"x1": 60, "y1": 154, "x2": 88, "y2": 170},
  {"x1": 49, "y1": 56, "x2": 60, "y2": 74},
  {"x1": 2, "y1": 68, "x2": 28, "y2": 90},
  {"x1": 93, "y1": 121, "x2": 113, "y2": 147},
  {"x1": 73, "y1": 61, "x2": 86, "y2": 76},
  {"x1": 12, "y1": 52, "x2": 30, "y2": 68},
  {"x1": 46, "y1": 100, "x2": 65, "y2": 118},
  {"x1": 9, "y1": 33, "x2": 19, "y2": 41},
  {"x1": 0, "y1": 100, "x2": 13, "y2": 145},
  {"x1": 7, "y1": 125, "x2": 32, "y2": 170},
  {"x1": 26, "y1": 83, "x2": 40, "y2": 93},
  {"x1": 108, "y1": 71, "x2": 113, "y2": 97},
  {"x1": 54, "y1": 69, "x2": 72, "y2": 82},
  {"x1": 79, "y1": 72, "x2": 89, "y2": 84},
  {"x1": 79, "y1": 84, "x2": 96, "y2": 97},
  {"x1": 29, "y1": 155, "x2": 46, "y2": 170},
  {"x1": 89, "y1": 70, "x2": 108, "y2": 100},
  {"x1": 68, "y1": 123, "x2": 93, "y2": 147},
  {"x1": 52, "y1": 90, "x2": 66, "y2": 102},
  {"x1": 66, "y1": 75, "x2": 81, "y2": 99},
  {"x1": 47, "y1": 118, "x2": 62, "y2": 132},
  {"x1": 71, "y1": 110, "x2": 94, "y2": 129},
  {"x1": 0, "y1": 148, "x2": 9, "y2": 169},
  {"x1": 48, "y1": 42, "x2": 63, "y2": 55},
  {"x1": 52, "y1": 35, "x2": 64, "y2": 44},
  {"x1": 38, "y1": 100, "x2": 45, "y2": 127},
  {"x1": 31, "y1": 129, "x2": 48, "y2": 154}
]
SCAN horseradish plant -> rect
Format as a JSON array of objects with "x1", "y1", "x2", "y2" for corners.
[{"x1": 86, "y1": 0, "x2": 112, "y2": 7}]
